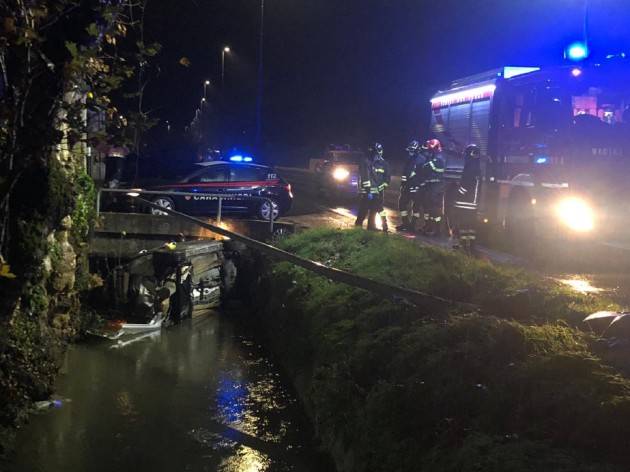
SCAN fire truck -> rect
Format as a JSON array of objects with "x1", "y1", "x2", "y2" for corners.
[{"x1": 430, "y1": 60, "x2": 630, "y2": 245}]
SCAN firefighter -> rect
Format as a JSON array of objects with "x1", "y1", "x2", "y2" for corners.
[
  {"x1": 420, "y1": 139, "x2": 445, "y2": 236},
  {"x1": 451, "y1": 144, "x2": 482, "y2": 251},
  {"x1": 397, "y1": 139, "x2": 424, "y2": 231},
  {"x1": 355, "y1": 146, "x2": 375, "y2": 228},
  {"x1": 369, "y1": 144, "x2": 391, "y2": 232},
  {"x1": 355, "y1": 143, "x2": 390, "y2": 231}
]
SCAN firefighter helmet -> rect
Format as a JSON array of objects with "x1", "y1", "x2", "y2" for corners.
[
  {"x1": 464, "y1": 144, "x2": 480, "y2": 159},
  {"x1": 406, "y1": 139, "x2": 421, "y2": 154},
  {"x1": 422, "y1": 139, "x2": 442, "y2": 153},
  {"x1": 369, "y1": 142, "x2": 384, "y2": 157}
]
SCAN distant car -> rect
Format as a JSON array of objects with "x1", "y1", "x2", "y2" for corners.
[
  {"x1": 143, "y1": 160, "x2": 293, "y2": 221},
  {"x1": 315, "y1": 147, "x2": 365, "y2": 199}
]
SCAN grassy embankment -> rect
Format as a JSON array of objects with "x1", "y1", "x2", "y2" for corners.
[{"x1": 254, "y1": 227, "x2": 630, "y2": 472}]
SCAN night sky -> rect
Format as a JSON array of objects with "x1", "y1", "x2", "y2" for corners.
[{"x1": 142, "y1": 0, "x2": 630, "y2": 166}]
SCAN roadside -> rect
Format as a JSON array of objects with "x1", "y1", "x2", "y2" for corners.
[{"x1": 278, "y1": 167, "x2": 630, "y2": 308}]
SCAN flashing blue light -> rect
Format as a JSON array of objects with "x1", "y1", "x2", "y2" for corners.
[
  {"x1": 243, "y1": 156, "x2": 253, "y2": 162},
  {"x1": 229, "y1": 155, "x2": 243, "y2": 162},
  {"x1": 566, "y1": 42, "x2": 589, "y2": 62},
  {"x1": 536, "y1": 157, "x2": 548, "y2": 164}
]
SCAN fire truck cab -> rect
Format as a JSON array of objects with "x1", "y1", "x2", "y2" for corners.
[{"x1": 430, "y1": 60, "x2": 630, "y2": 243}]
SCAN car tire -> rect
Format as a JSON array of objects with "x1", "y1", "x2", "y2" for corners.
[
  {"x1": 151, "y1": 196, "x2": 175, "y2": 216},
  {"x1": 258, "y1": 199, "x2": 280, "y2": 221}
]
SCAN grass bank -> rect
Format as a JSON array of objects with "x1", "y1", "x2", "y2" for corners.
[{"x1": 253, "y1": 228, "x2": 629, "y2": 472}]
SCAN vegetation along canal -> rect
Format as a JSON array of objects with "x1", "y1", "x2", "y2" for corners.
[{"x1": 7, "y1": 308, "x2": 331, "y2": 472}]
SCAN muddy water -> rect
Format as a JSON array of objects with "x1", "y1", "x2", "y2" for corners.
[{"x1": 9, "y1": 311, "x2": 330, "y2": 472}]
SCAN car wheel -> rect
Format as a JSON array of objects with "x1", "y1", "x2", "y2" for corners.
[
  {"x1": 258, "y1": 199, "x2": 280, "y2": 221},
  {"x1": 151, "y1": 196, "x2": 175, "y2": 216}
]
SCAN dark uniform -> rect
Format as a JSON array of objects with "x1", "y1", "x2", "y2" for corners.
[
  {"x1": 451, "y1": 144, "x2": 482, "y2": 250},
  {"x1": 420, "y1": 139, "x2": 445, "y2": 235},
  {"x1": 398, "y1": 140, "x2": 424, "y2": 231},
  {"x1": 356, "y1": 143, "x2": 390, "y2": 232},
  {"x1": 356, "y1": 153, "x2": 375, "y2": 228}
]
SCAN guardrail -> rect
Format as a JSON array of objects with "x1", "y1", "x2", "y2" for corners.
[
  {"x1": 133, "y1": 196, "x2": 479, "y2": 313},
  {"x1": 96, "y1": 188, "x2": 276, "y2": 233}
]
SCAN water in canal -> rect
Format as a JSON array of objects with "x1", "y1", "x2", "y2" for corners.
[{"x1": 8, "y1": 310, "x2": 330, "y2": 472}]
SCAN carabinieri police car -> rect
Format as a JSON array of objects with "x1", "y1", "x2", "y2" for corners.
[{"x1": 145, "y1": 156, "x2": 293, "y2": 221}]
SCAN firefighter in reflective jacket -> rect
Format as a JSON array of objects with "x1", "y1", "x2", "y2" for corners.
[
  {"x1": 420, "y1": 139, "x2": 445, "y2": 235},
  {"x1": 451, "y1": 144, "x2": 482, "y2": 251},
  {"x1": 397, "y1": 139, "x2": 424, "y2": 231},
  {"x1": 355, "y1": 143, "x2": 390, "y2": 231}
]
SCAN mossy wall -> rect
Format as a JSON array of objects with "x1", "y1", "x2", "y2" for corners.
[
  {"x1": 253, "y1": 228, "x2": 630, "y2": 472},
  {"x1": 0, "y1": 153, "x2": 96, "y2": 453}
]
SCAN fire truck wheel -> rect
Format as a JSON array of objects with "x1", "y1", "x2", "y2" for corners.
[{"x1": 505, "y1": 192, "x2": 536, "y2": 254}]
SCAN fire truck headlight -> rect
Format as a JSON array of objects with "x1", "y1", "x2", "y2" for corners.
[
  {"x1": 332, "y1": 167, "x2": 350, "y2": 181},
  {"x1": 556, "y1": 197, "x2": 595, "y2": 232}
]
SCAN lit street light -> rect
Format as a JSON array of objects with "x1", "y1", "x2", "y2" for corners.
[
  {"x1": 221, "y1": 46, "x2": 231, "y2": 88},
  {"x1": 204, "y1": 80, "x2": 211, "y2": 98}
]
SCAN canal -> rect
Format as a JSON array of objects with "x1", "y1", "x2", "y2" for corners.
[{"x1": 8, "y1": 308, "x2": 331, "y2": 472}]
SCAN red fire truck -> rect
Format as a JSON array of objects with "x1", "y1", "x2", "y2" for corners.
[{"x1": 430, "y1": 60, "x2": 630, "y2": 245}]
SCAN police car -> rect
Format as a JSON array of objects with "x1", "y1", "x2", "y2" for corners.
[{"x1": 146, "y1": 156, "x2": 293, "y2": 221}]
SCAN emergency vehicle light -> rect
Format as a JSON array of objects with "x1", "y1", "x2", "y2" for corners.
[
  {"x1": 431, "y1": 84, "x2": 496, "y2": 108},
  {"x1": 229, "y1": 155, "x2": 253, "y2": 162},
  {"x1": 566, "y1": 42, "x2": 589, "y2": 62}
]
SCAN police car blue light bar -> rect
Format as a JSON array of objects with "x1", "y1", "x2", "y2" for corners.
[{"x1": 229, "y1": 155, "x2": 253, "y2": 162}]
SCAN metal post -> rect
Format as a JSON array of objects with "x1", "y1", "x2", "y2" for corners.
[
  {"x1": 583, "y1": 0, "x2": 590, "y2": 50},
  {"x1": 217, "y1": 197, "x2": 222, "y2": 226},
  {"x1": 255, "y1": 0, "x2": 265, "y2": 150},
  {"x1": 96, "y1": 189, "x2": 102, "y2": 216},
  {"x1": 268, "y1": 199, "x2": 274, "y2": 234},
  {"x1": 221, "y1": 50, "x2": 225, "y2": 88}
]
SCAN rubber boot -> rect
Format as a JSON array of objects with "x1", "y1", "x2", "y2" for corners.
[{"x1": 381, "y1": 216, "x2": 389, "y2": 234}]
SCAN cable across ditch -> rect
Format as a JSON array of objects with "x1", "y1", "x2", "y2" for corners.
[{"x1": 135, "y1": 197, "x2": 480, "y2": 313}]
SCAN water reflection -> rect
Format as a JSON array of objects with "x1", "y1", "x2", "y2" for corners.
[
  {"x1": 9, "y1": 313, "x2": 328, "y2": 472},
  {"x1": 557, "y1": 277, "x2": 605, "y2": 294}
]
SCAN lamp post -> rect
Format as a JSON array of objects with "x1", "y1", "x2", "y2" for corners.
[
  {"x1": 204, "y1": 80, "x2": 210, "y2": 99},
  {"x1": 255, "y1": 0, "x2": 265, "y2": 150},
  {"x1": 221, "y1": 46, "x2": 231, "y2": 88},
  {"x1": 583, "y1": 0, "x2": 590, "y2": 51}
]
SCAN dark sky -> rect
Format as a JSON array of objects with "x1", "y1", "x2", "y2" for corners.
[{"x1": 143, "y1": 0, "x2": 630, "y2": 163}]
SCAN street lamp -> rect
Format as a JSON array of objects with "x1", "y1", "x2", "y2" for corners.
[
  {"x1": 204, "y1": 80, "x2": 211, "y2": 98},
  {"x1": 221, "y1": 46, "x2": 231, "y2": 87}
]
